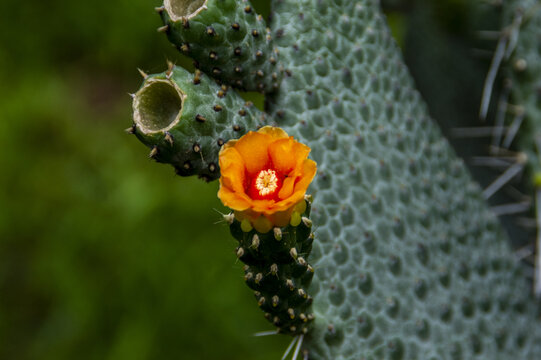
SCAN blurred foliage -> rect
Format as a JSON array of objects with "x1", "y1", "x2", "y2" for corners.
[{"x1": 0, "y1": 0, "x2": 283, "y2": 359}]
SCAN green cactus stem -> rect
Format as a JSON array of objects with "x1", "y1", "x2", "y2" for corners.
[
  {"x1": 157, "y1": 0, "x2": 283, "y2": 92},
  {"x1": 228, "y1": 197, "x2": 315, "y2": 336},
  {"x1": 130, "y1": 64, "x2": 265, "y2": 181}
]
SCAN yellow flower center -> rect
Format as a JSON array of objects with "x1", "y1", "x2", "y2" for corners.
[{"x1": 255, "y1": 169, "x2": 279, "y2": 196}]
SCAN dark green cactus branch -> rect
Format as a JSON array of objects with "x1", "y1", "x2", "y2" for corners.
[
  {"x1": 130, "y1": 64, "x2": 265, "y2": 181},
  {"x1": 228, "y1": 197, "x2": 316, "y2": 336},
  {"x1": 157, "y1": 0, "x2": 283, "y2": 92}
]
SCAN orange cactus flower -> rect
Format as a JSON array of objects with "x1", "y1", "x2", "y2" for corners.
[{"x1": 218, "y1": 126, "x2": 317, "y2": 233}]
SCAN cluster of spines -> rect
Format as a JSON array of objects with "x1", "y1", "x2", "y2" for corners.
[
  {"x1": 156, "y1": 0, "x2": 283, "y2": 93},
  {"x1": 129, "y1": 64, "x2": 264, "y2": 181},
  {"x1": 227, "y1": 197, "x2": 315, "y2": 335}
]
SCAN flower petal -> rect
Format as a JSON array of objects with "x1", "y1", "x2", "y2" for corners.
[
  {"x1": 221, "y1": 139, "x2": 238, "y2": 150},
  {"x1": 293, "y1": 159, "x2": 317, "y2": 193},
  {"x1": 269, "y1": 138, "x2": 311, "y2": 175},
  {"x1": 217, "y1": 184, "x2": 251, "y2": 210},
  {"x1": 278, "y1": 176, "x2": 296, "y2": 200},
  {"x1": 234, "y1": 131, "x2": 273, "y2": 176},
  {"x1": 251, "y1": 198, "x2": 278, "y2": 213},
  {"x1": 257, "y1": 126, "x2": 289, "y2": 140},
  {"x1": 219, "y1": 147, "x2": 246, "y2": 194},
  {"x1": 217, "y1": 126, "x2": 317, "y2": 229}
]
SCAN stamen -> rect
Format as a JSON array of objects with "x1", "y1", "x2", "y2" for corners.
[
  {"x1": 247, "y1": 168, "x2": 284, "y2": 200},
  {"x1": 255, "y1": 169, "x2": 279, "y2": 196}
]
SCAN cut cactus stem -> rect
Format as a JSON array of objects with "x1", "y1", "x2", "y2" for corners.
[
  {"x1": 130, "y1": 65, "x2": 263, "y2": 181},
  {"x1": 158, "y1": 0, "x2": 283, "y2": 92}
]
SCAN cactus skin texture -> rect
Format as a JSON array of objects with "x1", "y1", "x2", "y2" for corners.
[
  {"x1": 131, "y1": 65, "x2": 265, "y2": 181},
  {"x1": 229, "y1": 198, "x2": 315, "y2": 335},
  {"x1": 159, "y1": 0, "x2": 283, "y2": 92},
  {"x1": 501, "y1": 0, "x2": 541, "y2": 295},
  {"x1": 504, "y1": 0, "x2": 541, "y2": 179},
  {"x1": 266, "y1": 0, "x2": 541, "y2": 359},
  {"x1": 131, "y1": 0, "x2": 541, "y2": 358}
]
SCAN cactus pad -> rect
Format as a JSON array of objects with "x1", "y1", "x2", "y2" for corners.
[
  {"x1": 266, "y1": 0, "x2": 541, "y2": 358},
  {"x1": 158, "y1": 0, "x2": 283, "y2": 92},
  {"x1": 131, "y1": 65, "x2": 265, "y2": 181}
]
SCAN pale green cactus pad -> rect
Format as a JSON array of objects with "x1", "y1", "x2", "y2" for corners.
[
  {"x1": 267, "y1": 0, "x2": 541, "y2": 358},
  {"x1": 130, "y1": 0, "x2": 541, "y2": 358}
]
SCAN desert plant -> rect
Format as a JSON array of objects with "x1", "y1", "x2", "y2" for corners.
[{"x1": 129, "y1": 0, "x2": 541, "y2": 358}]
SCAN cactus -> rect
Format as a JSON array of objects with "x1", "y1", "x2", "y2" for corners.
[
  {"x1": 130, "y1": 63, "x2": 265, "y2": 181},
  {"x1": 129, "y1": 0, "x2": 541, "y2": 359},
  {"x1": 500, "y1": 0, "x2": 541, "y2": 294},
  {"x1": 158, "y1": 0, "x2": 283, "y2": 92}
]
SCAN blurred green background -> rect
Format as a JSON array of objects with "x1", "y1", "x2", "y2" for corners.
[{"x1": 0, "y1": 1, "x2": 288, "y2": 359}]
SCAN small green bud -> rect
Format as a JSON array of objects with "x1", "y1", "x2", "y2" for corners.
[
  {"x1": 290, "y1": 212, "x2": 302, "y2": 226},
  {"x1": 241, "y1": 219, "x2": 253, "y2": 232},
  {"x1": 294, "y1": 200, "x2": 307, "y2": 214}
]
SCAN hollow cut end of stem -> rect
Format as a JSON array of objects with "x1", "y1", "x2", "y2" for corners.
[
  {"x1": 133, "y1": 79, "x2": 185, "y2": 134},
  {"x1": 164, "y1": 0, "x2": 207, "y2": 21}
]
